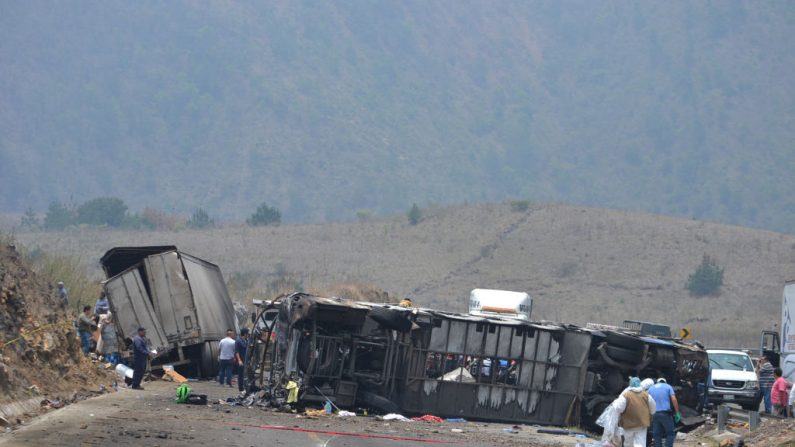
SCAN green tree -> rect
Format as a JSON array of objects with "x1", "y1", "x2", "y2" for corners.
[
  {"x1": 686, "y1": 255, "x2": 724, "y2": 296},
  {"x1": 187, "y1": 208, "x2": 213, "y2": 229},
  {"x1": 44, "y1": 200, "x2": 75, "y2": 230},
  {"x1": 407, "y1": 203, "x2": 422, "y2": 225},
  {"x1": 76, "y1": 197, "x2": 128, "y2": 227},
  {"x1": 19, "y1": 207, "x2": 40, "y2": 230},
  {"x1": 247, "y1": 202, "x2": 281, "y2": 226}
]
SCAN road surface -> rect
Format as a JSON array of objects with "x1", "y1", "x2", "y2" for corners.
[{"x1": 0, "y1": 381, "x2": 577, "y2": 446}]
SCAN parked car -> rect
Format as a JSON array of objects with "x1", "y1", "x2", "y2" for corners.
[{"x1": 706, "y1": 349, "x2": 761, "y2": 411}]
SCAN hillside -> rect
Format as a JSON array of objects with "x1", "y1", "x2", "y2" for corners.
[
  {"x1": 2, "y1": 2, "x2": 795, "y2": 231},
  {"x1": 0, "y1": 241, "x2": 107, "y2": 404},
  {"x1": 14, "y1": 203, "x2": 795, "y2": 347}
]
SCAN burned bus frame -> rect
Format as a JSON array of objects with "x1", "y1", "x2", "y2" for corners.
[{"x1": 245, "y1": 293, "x2": 707, "y2": 427}]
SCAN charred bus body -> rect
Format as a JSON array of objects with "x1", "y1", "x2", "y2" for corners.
[{"x1": 246, "y1": 293, "x2": 707, "y2": 427}]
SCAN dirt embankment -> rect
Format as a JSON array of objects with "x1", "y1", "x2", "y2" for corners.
[{"x1": 0, "y1": 242, "x2": 108, "y2": 406}]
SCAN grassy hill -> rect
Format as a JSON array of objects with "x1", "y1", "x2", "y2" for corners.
[
  {"x1": 14, "y1": 203, "x2": 795, "y2": 347},
  {"x1": 1, "y1": 2, "x2": 795, "y2": 231}
]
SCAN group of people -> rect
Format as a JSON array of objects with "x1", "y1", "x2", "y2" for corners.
[
  {"x1": 65, "y1": 281, "x2": 120, "y2": 364},
  {"x1": 218, "y1": 328, "x2": 250, "y2": 392},
  {"x1": 607, "y1": 376, "x2": 680, "y2": 447},
  {"x1": 757, "y1": 355, "x2": 795, "y2": 417}
]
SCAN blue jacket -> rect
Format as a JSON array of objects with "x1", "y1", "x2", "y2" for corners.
[{"x1": 132, "y1": 335, "x2": 149, "y2": 361}]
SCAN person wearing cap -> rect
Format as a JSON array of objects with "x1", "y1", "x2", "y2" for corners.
[
  {"x1": 131, "y1": 327, "x2": 149, "y2": 390},
  {"x1": 235, "y1": 328, "x2": 250, "y2": 392},
  {"x1": 94, "y1": 291, "x2": 110, "y2": 317},
  {"x1": 56, "y1": 281, "x2": 69, "y2": 307},
  {"x1": 612, "y1": 377, "x2": 656, "y2": 447},
  {"x1": 649, "y1": 377, "x2": 680, "y2": 447}
]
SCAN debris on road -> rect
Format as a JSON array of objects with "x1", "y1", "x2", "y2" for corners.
[{"x1": 412, "y1": 415, "x2": 444, "y2": 423}]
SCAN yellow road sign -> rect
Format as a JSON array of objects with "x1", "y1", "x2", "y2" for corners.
[{"x1": 679, "y1": 327, "x2": 692, "y2": 339}]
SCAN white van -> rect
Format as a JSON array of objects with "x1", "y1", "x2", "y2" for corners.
[
  {"x1": 468, "y1": 289, "x2": 532, "y2": 321},
  {"x1": 706, "y1": 349, "x2": 761, "y2": 411}
]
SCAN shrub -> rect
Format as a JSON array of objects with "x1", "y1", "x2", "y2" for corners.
[
  {"x1": 686, "y1": 255, "x2": 724, "y2": 296},
  {"x1": 76, "y1": 197, "x2": 128, "y2": 227},
  {"x1": 187, "y1": 208, "x2": 213, "y2": 229},
  {"x1": 355, "y1": 209, "x2": 372, "y2": 223},
  {"x1": 44, "y1": 200, "x2": 75, "y2": 230},
  {"x1": 247, "y1": 202, "x2": 281, "y2": 226},
  {"x1": 24, "y1": 248, "x2": 101, "y2": 312},
  {"x1": 407, "y1": 203, "x2": 422, "y2": 225},
  {"x1": 140, "y1": 207, "x2": 183, "y2": 231},
  {"x1": 19, "y1": 208, "x2": 40, "y2": 230},
  {"x1": 509, "y1": 200, "x2": 530, "y2": 212}
]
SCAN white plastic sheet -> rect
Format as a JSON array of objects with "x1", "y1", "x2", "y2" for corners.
[{"x1": 595, "y1": 403, "x2": 623, "y2": 447}]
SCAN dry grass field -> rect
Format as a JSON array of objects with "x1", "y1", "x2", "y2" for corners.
[{"x1": 10, "y1": 202, "x2": 795, "y2": 347}]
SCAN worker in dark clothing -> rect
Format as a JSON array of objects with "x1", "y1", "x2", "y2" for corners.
[
  {"x1": 235, "y1": 328, "x2": 250, "y2": 392},
  {"x1": 131, "y1": 327, "x2": 150, "y2": 390}
]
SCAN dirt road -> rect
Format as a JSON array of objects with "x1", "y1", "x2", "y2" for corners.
[{"x1": 0, "y1": 381, "x2": 582, "y2": 447}]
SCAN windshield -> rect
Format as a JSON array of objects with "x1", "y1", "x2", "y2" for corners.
[{"x1": 709, "y1": 353, "x2": 754, "y2": 371}]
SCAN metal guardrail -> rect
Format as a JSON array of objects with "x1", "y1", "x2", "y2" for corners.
[{"x1": 717, "y1": 404, "x2": 760, "y2": 432}]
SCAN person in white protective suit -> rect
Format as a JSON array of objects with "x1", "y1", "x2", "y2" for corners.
[{"x1": 612, "y1": 377, "x2": 657, "y2": 447}]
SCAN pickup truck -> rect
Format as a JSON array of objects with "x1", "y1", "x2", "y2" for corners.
[{"x1": 706, "y1": 349, "x2": 761, "y2": 411}]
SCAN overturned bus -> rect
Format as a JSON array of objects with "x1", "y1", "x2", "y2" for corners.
[
  {"x1": 244, "y1": 293, "x2": 708, "y2": 427},
  {"x1": 101, "y1": 246, "x2": 238, "y2": 376}
]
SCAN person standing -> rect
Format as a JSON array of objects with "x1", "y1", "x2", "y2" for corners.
[
  {"x1": 131, "y1": 327, "x2": 150, "y2": 390},
  {"x1": 99, "y1": 314, "x2": 120, "y2": 365},
  {"x1": 95, "y1": 291, "x2": 110, "y2": 316},
  {"x1": 757, "y1": 355, "x2": 775, "y2": 413},
  {"x1": 218, "y1": 329, "x2": 236, "y2": 387},
  {"x1": 235, "y1": 328, "x2": 250, "y2": 392},
  {"x1": 649, "y1": 378, "x2": 680, "y2": 447},
  {"x1": 57, "y1": 281, "x2": 69, "y2": 307},
  {"x1": 612, "y1": 377, "x2": 656, "y2": 447},
  {"x1": 771, "y1": 368, "x2": 789, "y2": 416},
  {"x1": 76, "y1": 305, "x2": 97, "y2": 354}
]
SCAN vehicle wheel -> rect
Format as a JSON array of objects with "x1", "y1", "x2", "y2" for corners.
[
  {"x1": 606, "y1": 344, "x2": 644, "y2": 364},
  {"x1": 649, "y1": 347, "x2": 675, "y2": 368},
  {"x1": 605, "y1": 331, "x2": 645, "y2": 350},
  {"x1": 368, "y1": 306, "x2": 412, "y2": 332},
  {"x1": 604, "y1": 370, "x2": 626, "y2": 393},
  {"x1": 200, "y1": 341, "x2": 220, "y2": 378},
  {"x1": 356, "y1": 390, "x2": 400, "y2": 414}
]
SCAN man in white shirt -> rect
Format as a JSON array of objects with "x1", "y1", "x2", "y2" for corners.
[{"x1": 218, "y1": 330, "x2": 236, "y2": 387}]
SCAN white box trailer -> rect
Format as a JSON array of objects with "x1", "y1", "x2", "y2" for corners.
[
  {"x1": 101, "y1": 246, "x2": 238, "y2": 376},
  {"x1": 468, "y1": 289, "x2": 532, "y2": 320},
  {"x1": 761, "y1": 280, "x2": 795, "y2": 382}
]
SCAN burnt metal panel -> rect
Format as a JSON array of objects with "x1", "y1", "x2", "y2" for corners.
[
  {"x1": 396, "y1": 320, "x2": 590, "y2": 426},
  {"x1": 180, "y1": 253, "x2": 238, "y2": 340},
  {"x1": 104, "y1": 267, "x2": 169, "y2": 350}
]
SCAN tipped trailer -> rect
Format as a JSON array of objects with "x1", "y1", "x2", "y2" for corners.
[
  {"x1": 245, "y1": 293, "x2": 708, "y2": 427},
  {"x1": 100, "y1": 246, "x2": 238, "y2": 376}
]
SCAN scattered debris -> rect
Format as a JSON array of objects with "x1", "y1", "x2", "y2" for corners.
[
  {"x1": 412, "y1": 415, "x2": 444, "y2": 423},
  {"x1": 379, "y1": 413, "x2": 411, "y2": 422}
]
